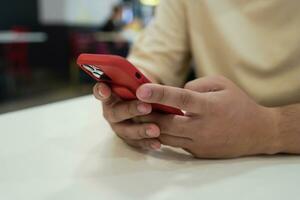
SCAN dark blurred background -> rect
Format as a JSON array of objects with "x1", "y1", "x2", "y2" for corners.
[{"x1": 0, "y1": 0, "x2": 159, "y2": 113}]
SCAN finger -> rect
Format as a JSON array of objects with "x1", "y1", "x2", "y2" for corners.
[
  {"x1": 93, "y1": 82, "x2": 110, "y2": 100},
  {"x1": 125, "y1": 138, "x2": 161, "y2": 150},
  {"x1": 93, "y1": 83, "x2": 119, "y2": 105},
  {"x1": 112, "y1": 122, "x2": 160, "y2": 140},
  {"x1": 136, "y1": 84, "x2": 203, "y2": 112},
  {"x1": 105, "y1": 100, "x2": 152, "y2": 123},
  {"x1": 184, "y1": 76, "x2": 227, "y2": 92},
  {"x1": 137, "y1": 113, "x2": 193, "y2": 138},
  {"x1": 159, "y1": 134, "x2": 191, "y2": 148}
]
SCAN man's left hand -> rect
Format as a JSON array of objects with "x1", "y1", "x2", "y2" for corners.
[{"x1": 135, "y1": 76, "x2": 281, "y2": 158}]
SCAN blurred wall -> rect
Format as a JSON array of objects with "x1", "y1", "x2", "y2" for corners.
[{"x1": 38, "y1": 0, "x2": 121, "y2": 26}]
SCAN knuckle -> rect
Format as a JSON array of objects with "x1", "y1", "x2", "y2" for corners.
[
  {"x1": 112, "y1": 108, "x2": 121, "y2": 123},
  {"x1": 155, "y1": 87, "x2": 167, "y2": 103},
  {"x1": 184, "y1": 81, "x2": 197, "y2": 90},
  {"x1": 113, "y1": 125, "x2": 131, "y2": 140},
  {"x1": 204, "y1": 93, "x2": 217, "y2": 114},
  {"x1": 178, "y1": 91, "x2": 191, "y2": 108},
  {"x1": 107, "y1": 108, "x2": 118, "y2": 122},
  {"x1": 104, "y1": 96, "x2": 116, "y2": 105},
  {"x1": 160, "y1": 121, "x2": 171, "y2": 134},
  {"x1": 127, "y1": 101, "x2": 138, "y2": 117},
  {"x1": 124, "y1": 102, "x2": 132, "y2": 116},
  {"x1": 137, "y1": 126, "x2": 147, "y2": 139},
  {"x1": 114, "y1": 124, "x2": 147, "y2": 140}
]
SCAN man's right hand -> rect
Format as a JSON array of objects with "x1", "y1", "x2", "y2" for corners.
[{"x1": 93, "y1": 82, "x2": 161, "y2": 150}]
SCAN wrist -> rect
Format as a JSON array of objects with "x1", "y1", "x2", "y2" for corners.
[
  {"x1": 259, "y1": 106, "x2": 282, "y2": 155},
  {"x1": 273, "y1": 104, "x2": 300, "y2": 154}
]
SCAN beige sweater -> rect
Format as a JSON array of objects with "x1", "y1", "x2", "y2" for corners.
[{"x1": 128, "y1": 0, "x2": 300, "y2": 107}]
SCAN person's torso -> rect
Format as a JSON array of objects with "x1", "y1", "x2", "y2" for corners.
[{"x1": 185, "y1": 0, "x2": 300, "y2": 106}]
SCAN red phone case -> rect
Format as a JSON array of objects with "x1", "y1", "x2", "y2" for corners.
[{"x1": 77, "y1": 54, "x2": 183, "y2": 115}]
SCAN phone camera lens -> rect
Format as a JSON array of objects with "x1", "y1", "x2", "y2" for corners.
[{"x1": 135, "y1": 72, "x2": 141, "y2": 79}]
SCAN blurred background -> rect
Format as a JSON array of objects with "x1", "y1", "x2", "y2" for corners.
[{"x1": 0, "y1": 0, "x2": 159, "y2": 113}]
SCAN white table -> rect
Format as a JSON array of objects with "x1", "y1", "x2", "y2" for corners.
[
  {"x1": 0, "y1": 31, "x2": 47, "y2": 44},
  {"x1": 95, "y1": 30, "x2": 139, "y2": 43},
  {"x1": 0, "y1": 96, "x2": 299, "y2": 200}
]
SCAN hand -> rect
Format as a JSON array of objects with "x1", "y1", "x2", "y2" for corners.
[
  {"x1": 93, "y1": 83, "x2": 161, "y2": 150},
  {"x1": 135, "y1": 76, "x2": 280, "y2": 158}
]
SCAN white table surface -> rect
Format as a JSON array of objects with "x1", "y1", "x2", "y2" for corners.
[
  {"x1": 0, "y1": 95, "x2": 299, "y2": 200},
  {"x1": 95, "y1": 30, "x2": 139, "y2": 43},
  {"x1": 0, "y1": 31, "x2": 47, "y2": 44}
]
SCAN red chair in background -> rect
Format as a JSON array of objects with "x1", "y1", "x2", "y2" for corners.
[{"x1": 4, "y1": 26, "x2": 31, "y2": 80}]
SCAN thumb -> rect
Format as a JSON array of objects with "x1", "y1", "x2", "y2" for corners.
[
  {"x1": 184, "y1": 76, "x2": 227, "y2": 93},
  {"x1": 93, "y1": 82, "x2": 120, "y2": 105}
]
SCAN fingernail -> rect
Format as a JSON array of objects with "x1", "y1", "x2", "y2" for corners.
[
  {"x1": 97, "y1": 86, "x2": 103, "y2": 97},
  {"x1": 146, "y1": 126, "x2": 158, "y2": 137},
  {"x1": 137, "y1": 103, "x2": 151, "y2": 114},
  {"x1": 137, "y1": 86, "x2": 152, "y2": 100},
  {"x1": 150, "y1": 142, "x2": 161, "y2": 150}
]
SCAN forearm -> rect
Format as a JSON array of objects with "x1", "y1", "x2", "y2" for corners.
[{"x1": 275, "y1": 104, "x2": 300, "y2": 154}]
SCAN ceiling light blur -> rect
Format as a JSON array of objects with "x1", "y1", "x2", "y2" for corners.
[{"x1": 140, "y1": 0, "x2": 160, "y2": 6}]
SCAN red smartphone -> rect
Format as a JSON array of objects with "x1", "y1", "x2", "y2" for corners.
[{"x1": 77, "y1": 54, "x2": 183, "y2": 115}]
